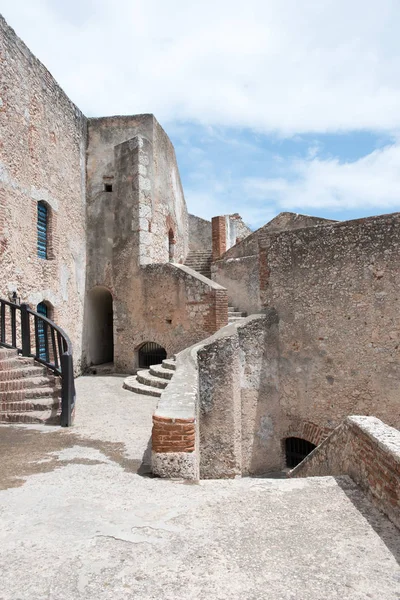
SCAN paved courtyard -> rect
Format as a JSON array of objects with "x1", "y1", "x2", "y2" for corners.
[{"x1": 0, "y1": 375, "x2": 399, "y2": 599}]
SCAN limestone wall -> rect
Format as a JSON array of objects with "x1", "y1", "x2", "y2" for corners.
[
  {"x1": 199, "y1": 212, "x2": 400, "y2": 476},
  {"x1": 261, "y1": 213, "x2": 400, "y2": 435},
  {"x1": 0, "y1": 15, "x2": 87, "y2": 369},
  {"x1": 188, "y1": 214, "x2": 212, "y2": 253},
  {"x1": 290, "y1": 416, "x2": 400, "y2": 529},
  {"x1": 114, "y1": 264, "x2": 228, "y2": 372},
  {"x1": 212, "y1": 212, "x2": 333, "y2": 313}
]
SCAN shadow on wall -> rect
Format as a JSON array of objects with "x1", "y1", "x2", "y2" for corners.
[{"x1": 85, "y1": 286, "x2": 114, "y2": 367}]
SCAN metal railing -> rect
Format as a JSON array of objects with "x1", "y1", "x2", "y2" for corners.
[{"x1": 0, "y1": 298, "x2": 75, "y2": 426}]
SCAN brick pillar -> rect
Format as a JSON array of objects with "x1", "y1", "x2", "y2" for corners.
[{"x1": 212, "y1": 216, "x2": 226, "y2": 261}]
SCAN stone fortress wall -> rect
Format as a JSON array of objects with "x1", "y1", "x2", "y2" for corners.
[
  {"x1": 0, "y1": 14, "x2": 228, "y2": 375},
  {"x1": 0, "y1": 15, "x2": 87, "y2": 370}
]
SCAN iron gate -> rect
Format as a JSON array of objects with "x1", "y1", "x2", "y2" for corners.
[
  {"x1": 285, "y1": 437, "x2": 316, "y2": 468},
  {"x1": 138, "y1": 342, "x2": 167, "y2": 368}
]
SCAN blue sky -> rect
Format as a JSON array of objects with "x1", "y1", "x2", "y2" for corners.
[{"x1": 2, "y1": 0, "x2": 400, "y2": 229}]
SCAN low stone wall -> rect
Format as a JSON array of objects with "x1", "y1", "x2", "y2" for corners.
[
  {"x1": 290, "y1": 416, "x2": 400, "y2": 529},
  {"x1": 152, "y1": 343, "x2": 200, "y2": 479}
]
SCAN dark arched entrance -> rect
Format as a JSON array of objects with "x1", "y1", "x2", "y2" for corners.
[
  {"x1": 168, "y1": 229, "x2": 175, "y2": 262},
  {"x1": 138, "y1": 342, "x2": 167, "y2": 368},
  {"x1": 285, "y1": 437, "x2": 316, "y2": 468},
  {"x1": 88, "y1": 287, "x2": 114, "y2": 365}
]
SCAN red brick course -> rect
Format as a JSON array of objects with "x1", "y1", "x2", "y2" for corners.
[{"x1": 152, "y1": 414, "x2": 196, "y2": 453}]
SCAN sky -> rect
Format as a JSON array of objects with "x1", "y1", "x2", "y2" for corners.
[{"x1": 1, "y1": 0, "x2": 400, "y2": 229}]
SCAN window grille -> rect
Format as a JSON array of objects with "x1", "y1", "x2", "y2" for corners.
[
  {"x1": 37, "y1": 202, "x2": 48, "y2": 259},
  {"x1": 138, "y1": 342, "x2": 167, "y2": 368},
  {"x1": 285, "y1": 437, "x2": 316, "y2": 468}
]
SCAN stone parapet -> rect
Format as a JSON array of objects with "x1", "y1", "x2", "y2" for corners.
[{"x1": 290, "y1": 416, "x2": 400, "y2": 529}]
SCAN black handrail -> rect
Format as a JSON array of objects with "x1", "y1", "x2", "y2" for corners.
[{"x1": 0, "y1": 298, "x2": 75, "y2": 427}]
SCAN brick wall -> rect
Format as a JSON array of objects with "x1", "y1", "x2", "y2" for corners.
[
  {"x1": 152, "y1": 415, "x2": 195, "y2": 453},
  {"x1": 291, "y1": 416, "x2": 400, "y2": 529},
  {"x1": 212, "y1": 216, "x2": 226, "y2": 260}
]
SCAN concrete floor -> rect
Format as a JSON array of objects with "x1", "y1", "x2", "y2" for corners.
[{"x1": 0, "y1": 375, "x2": 399, "y2": 599}]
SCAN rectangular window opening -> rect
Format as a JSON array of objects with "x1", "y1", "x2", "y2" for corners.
[{"x1": 104, "y1": 184, "x2": 113, "y2": 193}]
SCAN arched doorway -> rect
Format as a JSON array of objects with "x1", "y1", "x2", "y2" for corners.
[
  {"x1": 168, "y1": 229, "x2": 175, "y2": 262},
  {"x1": 88, "y1": 287, "x2": 114, "y2": 365},
  {"x1": 138, "y1": 342, "x2": 167, "y2": 368},
  {"x1": 285, "y1": 437, "x2": 316, "y2": 468}
]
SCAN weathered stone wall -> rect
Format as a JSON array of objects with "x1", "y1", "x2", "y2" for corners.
[
  {"x1": 261, "y1": 213, "x2": 400, "y2": 435},
  {"x1": 84, "y1": 115, "x2": 192, "y2": 368},
  {"x1": 188, "y1": 214, "x2": 212, "y2": 253},
  {"x1": 0, "y1": 16, "x2": 87, "y2": 369},
  {"x1": 199, "y1": 214, "x2": 400, "y2": 476},
  {"x1": 291, "y1": 416, "x2": 400, "y2": 530},
  {"x1": 212, "y1": 212, "x2": 333, "y2": 313},
  {"x1": 211, "y1": 255, "x2": 260, "y2": 314},
  {"x1": 114, "y1": 263, "x2": 228, "y2": 372}
]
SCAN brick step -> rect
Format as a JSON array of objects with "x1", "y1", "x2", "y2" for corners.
[
  {"x1": 0, "y1": 365, "x2": 47, "y2": 381},
  {"x1": 0, "y1": 397, "x2": 61, "y2": 412},
  {"x1": 149, "y1": 364, "x2": 174, "y2": 380},
  {"x1": 0, "y1": 348, "x2": 18, "y2": 360},
  {"x1": 123, "y1": 376, "x2": 162, "y2": 398},
  {"x1": 0, "y1": 356, "x2": 36, "y2": 371},
  {"x1": 0, "y1": 386, "x2": 60, "y2": 402},
  {"x1": 136, "y1": 370, "x2": 168, "y2": 390},
  {"x1": 162, "y1": 358, "x2": 177, "y2": 371},
  {"x1": 0, "y1": 375, "x2": 57, "y2": 392},
  {"x1": 0, "y1": 409, "x2": 60, "y2": 424}
]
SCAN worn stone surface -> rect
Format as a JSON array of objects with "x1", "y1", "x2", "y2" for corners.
[
  {"x1": 0, "y1": 15, "x2": 87, "y2": 369},
  {"x1": 0, "y1": 431, "x2": 399, "y2": 600}
]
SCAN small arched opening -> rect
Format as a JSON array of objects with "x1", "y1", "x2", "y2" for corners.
[
  {"x1": 138, "y1": 342, "x2": 167, "y2": 369},
  {"x1": 87, "y1": 287, "x2": 114, "y2": 366},
  {"x1": 168, "y1": 229, "x2": 175, "y2": 263},
  {"x1": 285, "y1": 437, "x2": 316, "y2": 468}
]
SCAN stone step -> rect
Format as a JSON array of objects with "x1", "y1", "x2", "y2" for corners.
[
  {"x1": 0, "y1": 409, "x2": 60, "y2": 424},
  {"x1": 136, "y1": 370, "x2": 168, "y2": 390},
  {"x1": 228, "y1": 316, "x2": 246, "y2": 323},
  {"x1": 0, "y1": 397, "x2": 61, "y2": 412},
  {"x1": 123, "y1": 376, "x2": 162, "y2": 398},
  {"x1": 0, "y1": 386, "x2": 60, "y2": 401},
  {"x1": 0, "y1": 375, "x2": 57, "y2": 392},
  {"x1": 0, "y1": 365, "x2": 47, "y2": 381},
  {"x1": 149, "y1": 364, "x2": 174, "y2": 380},
  {"x1": 228, "y1": 311, "x2": 247, "y2": 317},
  {"x1": 162, "y1": 358, "x2": 177, "y2": 371}
]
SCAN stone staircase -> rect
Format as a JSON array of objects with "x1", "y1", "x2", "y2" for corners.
[
  {"x1": 123, "y1": 357, "x2": 177, "y2": 397},
  {"x1": 184, "y1": 251, "x2": 212, "y2": 279},
  {"x1": 0, "y1": 347, "x2": 61, "y2": 424},
  {"x1": 228, "y1": 304, "x2": 247, "y2": 323}
]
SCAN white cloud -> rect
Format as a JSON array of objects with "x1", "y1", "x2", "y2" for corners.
[
  {"x1": 245, "y1": 142, "x2": 400, "y2": 212},
  {"x1": 2, "y1": 0, "x2": 400, "y2": 135}
]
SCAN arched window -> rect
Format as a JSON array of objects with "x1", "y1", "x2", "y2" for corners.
[
  {"x1": 285, "y1": 437, "x2": 316, "y2": 468},
  {"x1": 138, "y1": 342, "x2": 167, "y2": 368},
  {"x1": 37, "y1": 201, "x2": 49, "y2": 259}
]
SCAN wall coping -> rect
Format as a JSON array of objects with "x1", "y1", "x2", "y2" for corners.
[{"x1": 347, "y1": 415, "x2": 400, "y2": 464}]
